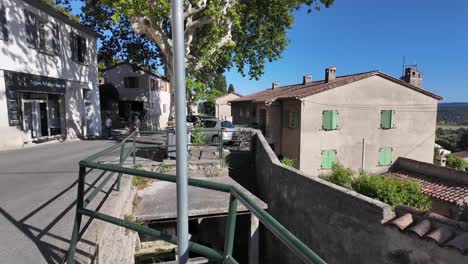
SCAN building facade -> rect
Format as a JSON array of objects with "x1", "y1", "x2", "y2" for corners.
[
  {"x1": 103, "y1": 63, "x2": 171, "y2": 130},
  {"x1": 215, "y1": 92, "x2": 241, "y2": 121},
  {"x1": 0, "y1": 0, "x2": 101, "y2": 150},
  {"x1": 231, "y1": 67, "x2": 442, "y2": 175}
]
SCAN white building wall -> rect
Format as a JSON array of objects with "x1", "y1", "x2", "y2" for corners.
[
  {"x1": 215, "y1": 93, "x2": 241, "y2": 121},
  {"x1": 0, "y1": 0, "x2": 101, "y2": 149}
]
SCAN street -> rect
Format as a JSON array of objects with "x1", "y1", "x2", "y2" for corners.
[{"x1": 0, "y1": 140, "x2": 116, "y2": 264}]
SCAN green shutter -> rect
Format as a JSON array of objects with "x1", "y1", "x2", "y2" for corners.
[
  {"x1": 292, "y1": 112, "x2": 299, "y2": 128},
  {"x1": 381, "y1": 110, "x2": 395, "y2": 129},
  {"x1": 321, "y1": 150, "x2": 337, "y2": 169},
  {"x1": 378, "y1": 147, "x2": 393, "y2": 166},
  {"x1": 323, "y1": 110, "x2": 338, "y2": 130}
]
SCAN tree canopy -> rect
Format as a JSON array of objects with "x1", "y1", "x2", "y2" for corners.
[{"x1": 228, "y1": 84, "x2": 235, "y2": 93}]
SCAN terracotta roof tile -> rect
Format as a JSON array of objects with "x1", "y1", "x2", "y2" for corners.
[
  {"x1": 386, "y1": 205, "x2": 468, "y2": 255},
  {"x1": 231, "y1": 71, "x2": 442, "y2": 103},
  {"x1": 386, "y1": 170, "x2": 468, "y2": 206}
]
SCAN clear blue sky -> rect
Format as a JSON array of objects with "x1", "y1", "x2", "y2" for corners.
[{"x1": 71, "y1": 1, "x2": 467, "y2": 102}]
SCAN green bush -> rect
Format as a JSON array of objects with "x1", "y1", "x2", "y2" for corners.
[
  {"x1": 351, "y1": 174, "x2": 431, "y2": 210},
  {"x1": 132, "y1": 163, "x2": 150, "y2": 190},
  {"x1": 190, "y1": 121, "x2": 205, "y2": 145},
  {"x1": 320, "y1": 163, "x2": 354, "y2": 189},
  {"x1": 281, "y1": 157, "x2": 294, "y2": 167},
  {"x1": 446, "y1": 154, "x2": 468, "y2": 170}
]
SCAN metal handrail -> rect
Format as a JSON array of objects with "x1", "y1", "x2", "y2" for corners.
[{"x1": 66, "y1": 131, "x2": 326, "y2": 264}]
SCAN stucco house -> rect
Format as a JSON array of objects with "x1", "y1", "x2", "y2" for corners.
[
  {"x1": 103, "y1": 63, "x2": 171, "y2": 130},
  {"x1": 215, "y1": 92, "x2": 241, "y2": 121},
  {"x1": 231, "y1": 66, "x2": 442, "y2": 174},
  {"x1": 0, "y1": 0, "x2": 101, "y2": 150}
]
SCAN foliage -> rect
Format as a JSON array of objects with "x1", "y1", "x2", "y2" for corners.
[
  {"x1": 81, "y1": 0, "x2": 334, "y2": 119},
  {"x1": 44, "y1": 0, "x2": 80, "y2": 22},
  {"x1": 320, "y1": 163, "x2": 354, "y2": 189},
  {"x1": 459, "y1": 131, "x2": 468, "y2": 150},
  {"x1": 281, "y1": 157, "x2": 294, "y2": 167},
  {"x1": 99, "y1": 83, "x2": 119, "y2": 110},
  {"x1": 186, "y1": 78, "x2": 208, "y2": 115},
  {"x1": 191, "y1": 122, "x2": 205, "y2": 144},
  {"x1": 446, "y1": 155, "x2": 468, "y2": 170},
  {"x1": 351, "y1": 174, "x2": 431, "y2": 210},
  {"x1": 131, "y1": 163, "x2": 150, "y2": 190},
  {"x1": 228, "y1": 84, "x2": 235, "y2": 93},
  {"x1": 436, "y1": 127, "x2": 468, "y2": 152},
  {"x1": 437, "y1": 103, "x2": 468, "y2": 125}
]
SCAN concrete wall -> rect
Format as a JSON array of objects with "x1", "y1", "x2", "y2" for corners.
[
  {"x1": 300, "y1": 76, "x2": 438, "y2": 175},
  {"x1": 215, "y1": 93, "x2": 240, "y2": 120},
  {"x1": 252, "y1": 132, "x2": 465, "y2": 264},
  {"x1": 0, "y1": 0, "x2": 101, "y2": 144},
  {"x1": 103, "y1": 64, "x2": 148, "y2": 102}
]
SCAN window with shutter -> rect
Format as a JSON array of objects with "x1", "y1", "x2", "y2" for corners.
[
  {"x1": 380, "y1": 110, "x2": 395, "y2": 129},
  {"x1": 25, "y1": 10, "x2": 38, "y2": 48},
  {"x1": 321, "y1": 150, "x2": 337, "y2": 169},
  {"x1": 0, "y1": 4, "x2": 8, "y2": 41},
  {"x1": 283, "y1": 110, "x2": 290, "y2": 128},
  {"x1": 378, "y1": 147, "x2": 393, "y2": 166},
  {"x1": 322, "y1": 110, "x2": 338, "y2": 130},
  {"x1": 292, "y1": 111, "x2": 299, "y2": 128},
  {"x1": 52, "y1": 23, "x2": 60, "y2": 55},
  {"x1": 70, "y1": 32, "x2": 77, "y2": 61}
]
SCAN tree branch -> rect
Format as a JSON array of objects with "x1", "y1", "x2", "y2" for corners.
[
  {"x1": 131, "y1": 16, "x2": 173, "y2": 63},
  {"x1": 184, "y1": 0, "x2": 208, "y2": 19}
]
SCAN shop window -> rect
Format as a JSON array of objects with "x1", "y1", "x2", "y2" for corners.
[
  {"x1": 378, "y1": 147, "x2": 393, "y2": 166},
  {"x1": 71, "y1": 32, "x2": 87, "y2": 63},
  {"x1": 124, "y1": 77, "x2": 139, "y2": 88},
  {"x1": 25, "y1": 10, "x2": 59, "y2": 55},
  {"x1": 322, "y1": 110, "x2": 338, "y2": 130},
  {"x1": 0, "y1": 4, "x2": 8, "y2": 41},
  {"x1": 380, "y1": 110, "x2": 395, "y2": 129},
  {"x1": 321, "y1": 150, "x2": 337, "y2": 169}
]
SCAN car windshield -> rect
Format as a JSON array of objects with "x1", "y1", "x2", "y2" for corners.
[
  {"x1": 203, "y1": 120, "x2": 218, "y2": 128},
  {"x1": 221, "y1": 121, "x2": 234, "y2": 128}
]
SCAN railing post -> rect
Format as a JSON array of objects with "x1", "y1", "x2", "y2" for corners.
[
  {"x1": 66, "y1": 165, "x2": 86, "y2": 264},
  {"x1": 117, "y1": 142, "x2": 125, "y2": 191},
  {"x1": 223, "y1": 194, "x2": 237, "y2": 260},
  {"x1": 132, "y1": 131, "x2": 136, "y2": 165},
  {"x1": 219, "y1": 130, "x2": 224, "y2": 160}
]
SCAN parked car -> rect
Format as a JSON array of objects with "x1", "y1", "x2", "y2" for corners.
[
  {"x1": 199, "y1": 119, "x2": 237, "y2": 143},
  {"x1": 187, "y1": 115, "x2": 215, "y2": 124}
]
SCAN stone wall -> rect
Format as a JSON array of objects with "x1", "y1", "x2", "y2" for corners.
[{"x1": 252, "y1": 132, "x2": 466, "y2": 264}]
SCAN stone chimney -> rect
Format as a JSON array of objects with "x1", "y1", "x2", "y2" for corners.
[
  {"x1": 303, "y1": 74, "x2": 313, "y2": 84},
  {"x1": 325, "y1": 66, "x2": 336, "y2": 82},
  {"x1": 403, "y1": 67, "x2": 423, "y2": 87},
  {"x1": 272, "y1": 81, "x2": 280, "y2": 89}
]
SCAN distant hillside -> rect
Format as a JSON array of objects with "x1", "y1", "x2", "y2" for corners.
[{"x1": 437, "y1": 103, "x2": 468, "y2": 125}]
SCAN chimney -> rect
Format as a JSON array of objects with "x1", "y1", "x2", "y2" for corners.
[
  {"x1": 303, "y1": 74, "x2": 313, "y2": 84},
  {"x1": 325, "y1": 66, "x2": 336, "y2": 82},
  {"x1": 403, "y1": 67, "x2": 423, "y2": 88},
  {"x1": 272, "y1": 81, "x2": 280, "y2": 89}
]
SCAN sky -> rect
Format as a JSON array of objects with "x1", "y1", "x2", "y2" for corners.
[{"x1": 71, "y1": 0, "x2": 468, "y2": 102}]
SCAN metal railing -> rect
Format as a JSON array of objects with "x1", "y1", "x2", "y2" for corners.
[{"x1": 66, "y1": 130, "x2": 326, "y2": 264}]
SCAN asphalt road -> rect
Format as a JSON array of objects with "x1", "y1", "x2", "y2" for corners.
[{"x1": 0, "y1": 140, "x2": 116, "y2": 264}]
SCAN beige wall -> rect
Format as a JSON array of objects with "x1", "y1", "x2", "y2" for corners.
[
  {"x1": 103, "y1": 64, "x2": 148, "y2": 102},
  {"x1": 281, "y1": 100, "x2": 301, "y2": 168},
  {"x1": 300, "y1": 75, "x2": 438, "y2": 175},
  {"x1": 215, "y1": 93, "x2": 240, "y2": 120}
]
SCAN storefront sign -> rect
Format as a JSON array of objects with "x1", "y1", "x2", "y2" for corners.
[
  {"x1": 4, "y1": 71, "x2": 66, "y2": 94},
  {"x1": 4, "y1": 71, "x2": 66, "y2": 127}
]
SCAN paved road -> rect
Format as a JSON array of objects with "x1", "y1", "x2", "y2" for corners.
[{"x1": 0, "y1": 140, "x2": 116, "y2": 264}]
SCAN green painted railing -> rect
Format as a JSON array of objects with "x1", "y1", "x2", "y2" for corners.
[{"x1": 66, "y1": 130, "x2": 326, "y2": 264}]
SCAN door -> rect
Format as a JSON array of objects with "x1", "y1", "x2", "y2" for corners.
[{"x1": 40, "y1": 103, "x2": 49, "y2": 137}]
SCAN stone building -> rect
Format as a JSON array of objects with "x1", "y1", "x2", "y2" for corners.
[
  {"x1": 0, "y1": 0, "x2": 101, "y2": 150},
  {"x1": 103, "y1": 63, "x2": 171, "y2": 130},
  {"x1": 231, "y1": 66, "x2": 442, "y2": 174},
  {"x1": 215, "y1": 92, "x2": 241, "y2": 121}
]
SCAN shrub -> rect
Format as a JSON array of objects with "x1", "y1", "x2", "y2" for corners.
[
  {"x1": 320, "y1": 163, "x2": 354, "y2": 189},
  {"x1": 191, "y1": 122, "x2": 204, "y2": 145},
  {"x1": 281, "y1": 157, "x2": 294, "y2": 167},
  {"x1": 446, "y1": 154, "x2": 468, "y2": 170},
  {"x1": 351, "y1": 174, "x2": 431, "y2": 210}
]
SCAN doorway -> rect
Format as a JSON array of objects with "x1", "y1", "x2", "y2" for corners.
[{"x1": 22, "y1": 100, "x2": 49, "y2": 140}]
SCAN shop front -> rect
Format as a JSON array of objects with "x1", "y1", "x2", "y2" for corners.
[{"x1": 4, "y1": 71, "x2": 66, "y2": 142}]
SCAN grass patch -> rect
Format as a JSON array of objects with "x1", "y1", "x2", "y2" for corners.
[{"x1": 132, "y1": 163, "x2": 151, "y2": 190}]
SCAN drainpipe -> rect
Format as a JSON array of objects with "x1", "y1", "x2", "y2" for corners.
[{"x1": 171, "y1": 0, "x2": 189, "y2": 263}]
